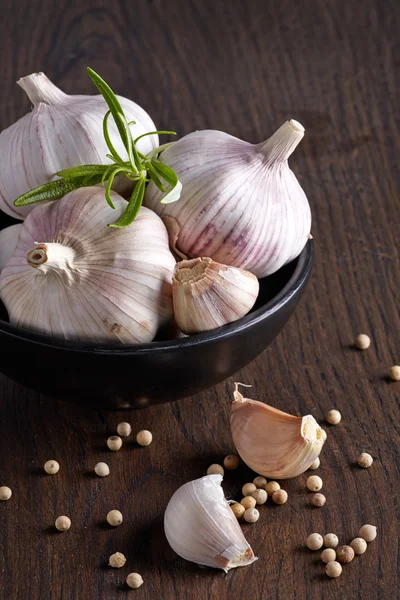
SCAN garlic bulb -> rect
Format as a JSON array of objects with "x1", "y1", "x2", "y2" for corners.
[
  {"x1": 164, "y1": 474, "x2": 257, "y2": 572},
  {"x1": 145, "y1": 120, "x2": 311, "y2": 277},
  {"x1": 0, "y1": 224, "x2": 22, "y2": 271},
  {"x1": 231, "y1": 384, "x2": 327, "y2": 479},
  {"x1": 0, "y1": 72, "x2": 158, "y2": 219},
  {"x1": 0, "y1": 187, "x2": 175, "y2": 343},
  {"x1": 172, "y1": 257, "x2": 259, "y2": 334}
]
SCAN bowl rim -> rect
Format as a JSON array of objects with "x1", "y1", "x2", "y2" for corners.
[{"x1": 0, "y1": 240, "x2": 313, "y2": 354}]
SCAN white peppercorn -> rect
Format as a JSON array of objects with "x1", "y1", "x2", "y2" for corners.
[
  {"x1": 308, "y1": 457, "x2": 320, "y2": 470},
  {"x1": 307, "y1": 533, "x2": 323, "y2": 550},
  {"x1": 109, "y1": 552, "x2": 126, "y2": 568},
  {"x1": 207, "y1": 464, "x2": 224, "y2": 476},
  {"x1": 323, "y1": 533, "x2": 339, "y2": 548},
  {"x1": 272, "y1": 489, "x2": 288, "y2": 505},
  {"x1": 389, "y1": 365, "x2": 400, "y2": 381},
  {"x1": 244, "y1": 508, "x2": 259, "y2": 523},
  {"x1": 0, "y1": 486, "x2": 12, "y2": 501},
  {"x1": 240, "y1": 496, "x2": 257, "y2": 510},
  {"x1": 325, "y1": 561, "x2": 342, "y2": 578},
  {"x1": 230, "y1": 503, "x2": 245, "y2": 519},
  {"x1": 94, "y1": 462, "x2": 110, "y2": 477},
  {"x1": 107, "y1": 510, "x2": 123, "y2": 527},
  {"x1": 223, "y1": 455, "x2": 240, "y2": 470},
  {"x1": 117, "y1": 422, "x2": 132, "y2": 437},
  {"x1": 253, "y1": 476, "x2": 267, "y2": 488},
  {"x1": 306, "y1": 475, "x2": 323, "y2": 492},
  {"x1": 321, "y1": 548, "x2": 336, "y2": 563},
  {"x1": 107, "y1": 436, "x2": 122, "y2": 451},
  {"x1": 136, "y1": 430, "x2": 152, "y2": 446},
  {"x1": 358, "y1": 453, "x2": 373, "y2": 468},
  {"x1": 242, "y1": 482, "x2": 257, "y2": 496},
  {"x1": 126, "y1": 573, "x2": 144, "y2": 589},
  {"x1": 326, "y1": 409, "x2": 341, "y2": 425},
  {"x1": 265, "y1": 481, "x2": 280, "y2": 495},
  {"x1": 354, "y1": 334, "x2": 370, "y2": 350},
  {"x1": 311, "y1": 493, "x2": 326, "y2": 507},
  {"x1": 44, "y1": 460, "x2": 60, "y2": 475},
  {"x1": 350, "y1": 538, "x2": 367, "y2": 554},
  {"x1": 251, "y1": 489, "x2": 268, "y2": 505},
  {"x1": 359, "y1": 524, "x2": 377, "y2": 542},
  {"x1": 55, "y1": 516, "x2": 71, "y2": 531},
  {"x1": 336, "y1": 545, "x2": 355, "y2": 563}
]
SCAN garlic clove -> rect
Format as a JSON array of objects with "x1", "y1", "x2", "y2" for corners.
[
  {"x1": 230, "y1": 384, "x2": 326, "y2": 479},
  {"x1": 145, "y1": 120, "x2": 311, "y2": 277},
  {"x1": 0, "y1": 224, "x2": 22, "y2": 271},
  {"x1": 172, "y1": 257, "x2": 259, "y2": 334},
  {"x1": 164, "y1": 474, "x2": 257, "y2": 572},
  {"x1": 0, "y1": 187, "x2": 175, "y2": 343},
  {"x1": 0, "y1": 73, "x2": 158, "y2": 219}
]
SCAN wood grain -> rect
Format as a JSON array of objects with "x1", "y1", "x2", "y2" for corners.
[{"x1": 0, "y1": 0, "x2": 399, "y2": 598}]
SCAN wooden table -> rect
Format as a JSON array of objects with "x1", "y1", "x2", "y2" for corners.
[{"x1": 0, "y1": 1, "x2": 398, "y2": 598}]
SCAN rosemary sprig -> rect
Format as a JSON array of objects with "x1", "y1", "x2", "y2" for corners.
[{"x1": 14, "y1": 68, "x2": 181, "y2": 227}]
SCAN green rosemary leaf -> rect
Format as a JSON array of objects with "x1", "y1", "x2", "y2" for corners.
[
  {"x1": 146, "y1": 141, "x2": 175, "y2": 159},
  {"x1": 103, "y1": 110, "x2": 125, "y2": 166},
  {"x1": 151, "y1": 160, "x2": 182, "y2": 204},
  {"x1": 109, "y1": 178, "x2": 146, "y2": 228},
  {"x1": 14, "y1": 177, "x2": 99, "y2": 207},
  {"x1": 104, "y1": 167, "x2": 127, "y2": 209},
  {"x1": 146, "y1": 162, "x2": 166, "y2": 192},
  {"x1": 133, "y1": 131, "x2": 176, "y2": 145},
  {"x1": 87, "y1": 67, "x2": 132, "y2": 158},
  {"x1": 56, "y1": 165, "x2": 107, "y2": 178}
]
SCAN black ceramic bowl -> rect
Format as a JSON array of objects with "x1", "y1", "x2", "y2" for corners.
[{"x1": 0, "y1": 225, "x2": 313, "y2": 409}]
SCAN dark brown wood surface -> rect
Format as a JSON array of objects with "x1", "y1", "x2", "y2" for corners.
[{"x1": 0, "y1": 1, "x2": 399, "y2": 598}]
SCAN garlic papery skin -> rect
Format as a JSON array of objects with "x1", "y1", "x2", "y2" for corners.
[
  {"x1": 0, "y1": 72, "x2": 158, "y2": 219},
  {"x1": 0, "y1": 187, "x2": 175, "y2": 343},
  {"x1": 231, "y1": 385, "x2": 327, "y2": 479},
  {"x1": 172, "y1": 257, "x2": 259, "y2": 334},
  {"x1": 164, "y1": 475, "x2": 257, "y2": 572},
  {"x1": 145, "y1": 120, "x2": 311, "y2": 277},
  {"x1": 0, "y1": 224, "x2": 22, "y2": 271}
]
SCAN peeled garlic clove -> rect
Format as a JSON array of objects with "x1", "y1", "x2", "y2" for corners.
[
  {"x1": 0, "y1": 224, "x2": 22, "y2": 271},
  {"x1": 164, "y1": 474, "x2": 257, "y2": 572},
  {"x1": 0, "y1": 187, "x2": 175, "y2": 343},
  {"x1": 0, "y1": 72, "x2": 158, "y2": 219},
  {"x1": 145, "y1": 120, "x2": 311, "y2": 277},
  {"x1": 231, "y1": 385, "x2": 326, "y2": 479},
  {"x1": 172, "y1": 257, "x2": 259, "y2": 334}
]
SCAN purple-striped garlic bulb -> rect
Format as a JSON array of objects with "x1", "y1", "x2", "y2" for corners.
[
  {"x1": 0, "y1": 72, "x2": 158, "y2": 219},
  {"x1": 172, "y1": 257, "x2": 259, "y2": 334},
  {"x1": 0, "y1": 187, "x2": 175, "y2": 343},
  {"x1": 0, "y1": 224, "x2": 22, "y2": 271},
  {"x1": 145, "y1": 120, "x2": 311, "y2": 278}
]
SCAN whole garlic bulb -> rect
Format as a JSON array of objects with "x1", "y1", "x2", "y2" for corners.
[
  {"x1": 0, "y1": 187, "x2": 175, "y2": 343},
  {"x1": 164, "y1": 474, "x2": 257, "y2": 572},
  {"x1": 231, "y1": 384, "x2": 327, "y2": 479},
  {"x1": 0, "y1": 224, "x2": 22, "y2": 271},
  {"x1": 0, "y1": 72, "x2": 158, "y2": 219},
  {"x1": 145, "y1": 120, "x2": 311, "y2": 277},
  {"x1": 172, "y1": 257, "x2": 259, "y2": 334}
]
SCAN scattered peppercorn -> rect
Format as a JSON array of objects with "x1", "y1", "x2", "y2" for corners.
[
  {"x1": 358, "y1": 452, "x2": 373, "y2": 468},
  {"x1": 265, "y1": 481, "x2": 280, "y2": 495},
  {"x1": 308, "y1": 457, "x2": 320, "y2": 470},
  {"x1": 241, "y1": 496, "x2": 257, "y2": 510},
  {"x1": 207, "y1": 464, "x2": 224, "y2": 476},
  {"x1": 109, "y1": 552, "x2": 126, "y2": 568},
  {"x1": 126, "y1": 573, "x2": 144, "y2": 589},
  {"x1": 230, "y1": 503, "x2": 245, "y2": 519},
  {"x1": 354, "y1": 334, "x2": 370, "y2": 350},
  {"x1": 311, "y1": 493, "x2": 326, "y2": 507},
  {"x1": 321, "y1": 548, "x2": 336, "y2": 563},
  {"x1": 94, "y1": 462, "x2": 110, "y2": 477},
  {"x1": 336, "y1": 545, "x2": 355, "y2": 563},
  {"x1": 306, "y1": 475, "x2": 323, "y2": 492},
  {"x1": 242, "y1": 482, "x2": 257, "y2": 496},
  {"x1": 251, "y1": 489, "x2": 268, "y2": 505},
  {"x1": 44, "y1": 460, "x2": 60, "y2": 475},
  {"x1": 326, "y1": 409, "x2": 341, "y2": 425},
  {"x1": 388, "y1": 365, "x2": 400, "y2": 381},
  {"x1": 323, "y1": 533, "x2": 339, "y2": 548},
  {"x1": 117, "y1": 422, "x2": 132, "y2": 437},
  {"x1": 350, "y1": 538, "x2": 367, "y2": 555},
  {"x1": 272, "y1": 489, "x2": 288, "y2": 505},
  {"x1": 307, "y1": 533, "x2": 323, "y2": 550},
  {"x1": 107, "y1": 436, "x2": 123, "y2": 451},
  {"x1": 325, "y1": 561, "x2": 342, "y2": 578},
  {"x1": 244, "y1": 507, "x2": 259, "y2": 523},
  {"x1": 0, "y1": 486, "x2": 12, "y2": 501},
  {"x1": 136, "y1": 430, "x2": 153, "y2": 446},
  {"x1": 359, "y1": 524, "x2": 377, "y2": 542},
  {"x1": 223, "y1": 455, "x2": 240, "y2": 470},
  {"x1": 55, "y1": 516, "x2": 71, "y2": 531},
  {"x1": 253, "y1": 476, "x2": 267, "y2": 488},
  {"x1": 107, "y1": 510, "x2": 123, "y2": 527}
]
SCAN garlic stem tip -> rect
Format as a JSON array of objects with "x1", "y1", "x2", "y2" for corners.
[{"x1": 289, "y1": 119, "x2": 305, "y2": 133}]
